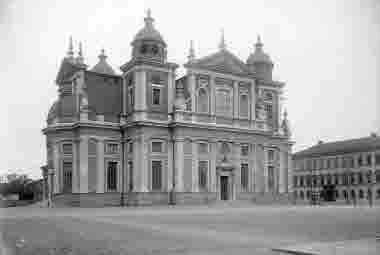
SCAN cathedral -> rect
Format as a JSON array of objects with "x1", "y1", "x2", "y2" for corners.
[{"x1": 42, "y1": 11, "x2": 293, "y2": 207}]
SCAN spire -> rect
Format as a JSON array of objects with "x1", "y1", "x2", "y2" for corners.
[
  {"x1": 144, "y1": 8, "x2": 154, "y2": 27},
  {"x1": 99, "y1": 48, "x2": 107, "y2": 61},
  {"x1": 188, "y1": 40, "x2": 195, "y2": 62},
  {"x1": 66, "y1": 36, "x2": 74, "y2": 59},
  {"x1": 255, "y1": 35, "x2": 263, "y2": 50},
  {"x1": 219, "y1": 29, "x2": 226, "y2": 51},
  {"x1": 76, "y1": 41, "x2": 84, "y2": 65}
]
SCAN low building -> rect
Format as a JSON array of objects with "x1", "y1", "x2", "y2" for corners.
[{"x1": 293, "y1": 134, "x2": 380, "y2": 205}]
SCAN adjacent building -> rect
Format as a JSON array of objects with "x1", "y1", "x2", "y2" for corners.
[
  {"x1": 42, "y1": 11, "x2": 293, "y2": 207},
  {"x1": 293, "y1": 134, "x2": 380, "y2": 205}
]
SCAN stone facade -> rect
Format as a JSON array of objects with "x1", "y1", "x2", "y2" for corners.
[
  {"x1": 293, "y1": 134, "x2": 380, "y2": 206},
  {"x1": 42, "y1": 11, "x2": 293, "y2": 207}
]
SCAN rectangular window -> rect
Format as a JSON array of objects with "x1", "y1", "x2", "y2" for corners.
[
  {"x1": 358, "y1": 155, "x2": 363, "y2": 166},
  {"x1": 62, "y1": 143, "x2": 73, "y2": 155},
  {"x1": 62, "y1": 161, "x2": 72, "y2": 192},
  {"x1": 268, "y1": 166, "x2": 274, "y2": 190},
  {"x1": 107, "y1": 161, "x2": 118, "y2": 191},
  {"x1": 241, "y1": 145, "x2": 249, "y2": 156},
  {"x1": 376, "y1": 154, "x2": 380, "y2": 165},
  {"x1": 128, "y1": 87, "x2": 134, "y2": 106},
  {"x1": 198, "y1": 160, "x2": 208, "y2": 190},
  {"x1": 151, "y1": 160, "x2": 162, "y2": 190},
  {"x1": 152, "y1": 87, "x2": 161, "y2": 105},
  {"x1": 128, "y1": 161, "x2": 133, "y2": 191},
  {"x1": 198, "y1": 143, "x2": 209, "y2": 154},
  {"x1": 106, "y1": 143, "x2": 119, "y2": 154},
  {"x1": 151, "y1": 141, "x2": 163, "y2": 153},
  {"x1": 268, "y1": 150, "x2": 275, "y2": 162},
  {"x1": 241, "y1": 163, "x2": 249, "y2": 190},
  {"x1": 128, "y1": 142, "x2": 133, "y2": 153},
  {"x1": 326, "y1": 158, "x2": 330, "y2": 169},
  {"x1": 265, "y1": 104, "x2": 273, "y2": 120},
  {"x1": 239, "y1": 93, "x2": 249, "y2": 118},
  {"x1": 366, "y1": 154, "x2": 372, "y2": 166},
  {"x1": 293, "y1": 176, "x2": 298, "y2": 187}
]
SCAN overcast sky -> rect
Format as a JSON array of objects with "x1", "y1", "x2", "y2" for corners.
[{"x1": 0, "y1": 0, "x2": 379, "y2": 179}]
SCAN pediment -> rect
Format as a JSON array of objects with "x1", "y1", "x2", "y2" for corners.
[{"x1": 187, "y1": 50, "x2": 252, "y2": 77}]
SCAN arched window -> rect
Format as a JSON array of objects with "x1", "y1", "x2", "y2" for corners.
[
  {"x1": 351, "y1": 190, "x2": 356, "y2": 199},
  {"x1": 300, "y1": 190, "x2": 304, "y2": 200},
  {"x1": 377, "y1": 189, "x2": 380, "y2": 199},
  {"x1": 335, "y1": 190, "x2": 339, "y2": 199},
  {"x1": 197, "y1": 88, "x2": 209, "y2": 113},
  {"x1": 358, "y1": 172, "x2": 363, "y2": 184},
  {"x1": 216, "y1": 88, "x2": 232, "y2": 115},
  {"x1": 343, "y1": 190, "x2": 348, "y2": 199},
  {"x1": 239, "y1": 93, "x2": 249, "y2": 118},
  {"x1": 359, "y1": 189, "x2": 364, "y2": 199},
  {"x1": 306, "y1": 190, "x2": 311, "y2": 199}
]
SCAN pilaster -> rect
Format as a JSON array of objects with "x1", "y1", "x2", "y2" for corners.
[
  {"x1": 122, "y1": 77, "x2": 127, "y2": 115},
  {"x1": 234, "y1": 142, "x2": 241, "y2": 193},
  {"x1": 249, "y1": 144, "x2": 255, "y2": 192},
  {"x1": 210, "y1": 76, "x2": 215, "y2": 117},
  {"x1": 79, "y1": 136, "x2": 89, "y2": 193},
  {"x1": 140, "y1": 136, "x2": 148, "y2": 192},
  {"x1": 134, "y1": 70, "x2": 147, "y2": 111},
  {"x1": 168, "y1": 72, "x2": 175, "y2": 114},
  {"x1": 96, "y1": 139, "x2": 105, "y2": 193},
  {"x1": 188, "y1": 73, "x2": 196, "y2": 112},
  {"x1": 210, "y1": 141, "x2": 217, "y2": 192},
  {"x1": 233, "y1": 81, "x2": 239, "y2": 123},
  {"x1": 279, "y1": 149, "x2": 287, "y2": 193},
  {"x1": 192, "y1": 141, "x2": 199, "y2": 192},
  {"x1": 72, "y1": 140, "x2": 79, "y2": 193},
  {"x1": 250, "y1": 80, "x2": 256, "y2": 120}
]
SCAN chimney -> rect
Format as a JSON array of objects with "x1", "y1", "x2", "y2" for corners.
[
  {"x1": 318, "y1": 140, "x2": 323, "y2": 145},
  {"x1": 370, "y1": 132, "x2": 377, "y2": 138}
]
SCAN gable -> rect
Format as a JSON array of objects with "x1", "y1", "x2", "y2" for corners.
[{"x1": 186, "y1": 50, "x2": 253, "y2": 77}]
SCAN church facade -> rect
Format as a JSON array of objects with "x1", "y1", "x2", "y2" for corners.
[{"x1": 43, "y1": 11, "x2": 293, "y2": 207}]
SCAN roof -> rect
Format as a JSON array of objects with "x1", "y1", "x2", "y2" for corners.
[
  {"x1": 55, "y1": 58, "x2": 83, "y2": 84},
  {"x1": 294, "y1": 135, "x2": 380, "y2": 159},
  {"x1": 132, "y1": 11, "x2": 166, "y2": 46},
  {"x1": 90, "y1": 50, "x2": 116, "y2": 75},
  {"x1": 246, "y1": 37, "x2": 273, "y2": 65},
  {"x1": 185, "y1": 49, "x2": 254, "y2": 78}
]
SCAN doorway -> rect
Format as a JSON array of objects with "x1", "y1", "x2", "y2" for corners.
[{"x1": 220, "y1": 176, "x2": 229, "y2": 200}]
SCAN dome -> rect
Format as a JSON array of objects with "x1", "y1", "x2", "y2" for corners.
[
  {"x1": 90, "y1": 49, "x2": 116, "y2": 75},
  {"x1": 132, "y1": 10, "x2": 166, "y2": 46},
  {"x1": 247, "y1": 36, "x2": 273, "y2": 65}
]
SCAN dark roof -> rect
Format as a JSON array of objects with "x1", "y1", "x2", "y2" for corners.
[
  {"x1": 294, "y1": 135, "x2": 380, "y2": 158},
  {"x1": 185, "y1": 49, "x2": 254, "y2": 78},
  {"x1": 55, "y1": 58, "x2": 82, "y2": 84}
]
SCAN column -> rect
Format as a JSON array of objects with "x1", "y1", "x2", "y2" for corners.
[
  {"x1": 210, "y1": 76, "x2": 215, "y2": 118},
  {"x1": 79, "y1": 136, "x2": 88, "y2": 193},
  {"x1": 233, "y1": 81, "x2": 239, "y2": 122},
  {"x1": 168, "y1": 72, "x2": 175, "y2": 114},
  {"x1": 132, "y1": 139, "x2": 140, "y2": 192},
  {"x1": 174, "y1": 139, "x2": 184, "y2": 192},
  {"x1": 72, "y1": 140, "x2": 79, "y2": 193},
  {"x1": 263, "y1": 146, "x2": 268, "y2": 192},
  {"x1": 140, "y1": 136, "x2": 148, "y2": 192},
  {"x1": 210, "y1": 141, "x2": 217, "y2": 192},
  {"x1": 287, "y1": 148, "x2": 293, "y2": 193},
  {"x1": 188, "y1": 72, "x2": 196, "y2": 112},
  {"x1": 279, "y1": 149, "x2": 287, "y2": 193},
  {"x1": 235, "y1": 143, "x2": 241, "y2": 194},
  {"x1": 167, "y1": 139, "x2": 173, "y2": 191},
  {"x1": 122, "y1": 76, "x2": 127, "y2": 115},
  {"x1": 250, "y1": 80, "x2": 256, "y2": 121},
  {"x1": 53, "y1": 142, "x2": 60, "y2": 194},
  {"x1": 249, "y1": 144, "x2": 255, "y2": 192},
  {"x1": 96, "y1": 139, "x2": 105, "y2": 193},
  {"x1": 192, "y1": 142, "x2": 198, "y2": 192}
]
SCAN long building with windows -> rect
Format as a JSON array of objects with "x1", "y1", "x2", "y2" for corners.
[
  {"x1": 293, "y1": 134, "x2": 380, "y2": 205},
  {"x1": 42, "y1": 11, "x2": 293, "y2": 207}
]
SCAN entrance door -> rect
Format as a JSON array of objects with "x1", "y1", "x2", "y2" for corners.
[{"x1": 221, "y1": 176, "x2": 229, "y2": 200}]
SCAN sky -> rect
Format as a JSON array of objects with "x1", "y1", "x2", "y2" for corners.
[{"x1": 0, "y1": 0, "x2": 379, "y2": 179}]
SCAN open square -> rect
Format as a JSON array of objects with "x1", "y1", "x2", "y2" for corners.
[{"x1": 1, "y1": 205, "x2": 379, "y2": 254}]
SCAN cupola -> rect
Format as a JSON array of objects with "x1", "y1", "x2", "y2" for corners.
[
  {"x1": 247, "y1": 35, "x2": 274, "y2": 80},
  {"x1": 131, "y1": 9, "x2": 167, "y2": 62},
  {"x1": 90, "y1": 49, "x2": 116, "y2": 75}
]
